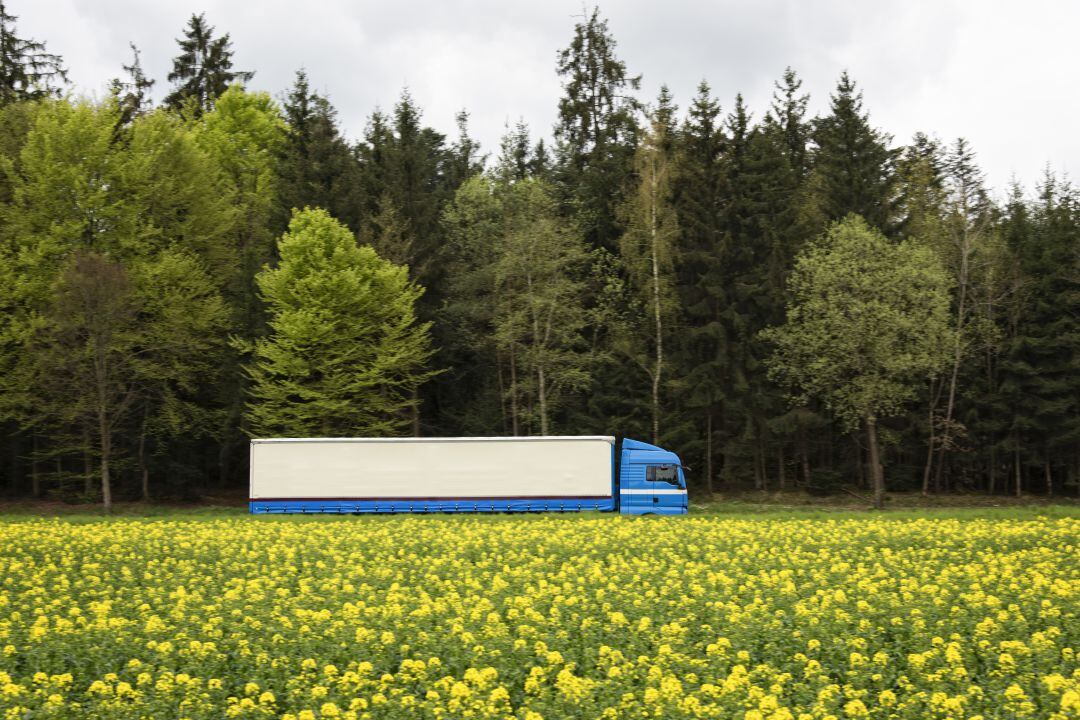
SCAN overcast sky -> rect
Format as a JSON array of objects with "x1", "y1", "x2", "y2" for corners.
[{"x1": 14, "y1": 0, "x2": 1077, "y2": 195}]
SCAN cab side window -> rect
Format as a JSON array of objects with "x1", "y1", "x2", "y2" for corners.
[{"x1": 646, "y1": 464, "x2": 678, "y2": 484}]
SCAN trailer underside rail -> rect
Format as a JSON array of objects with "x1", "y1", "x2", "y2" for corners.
[{"x1": 249, "y1": 497, "x2": 616, "y2": 514}]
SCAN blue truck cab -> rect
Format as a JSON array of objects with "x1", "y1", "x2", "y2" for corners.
[{"x1": 618, "y1": 438, "x2": 689, "y2": 515}]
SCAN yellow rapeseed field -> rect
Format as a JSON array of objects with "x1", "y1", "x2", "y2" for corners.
[{"x1": 0, "y1": 513, "x2": 1077, "y2": 719}]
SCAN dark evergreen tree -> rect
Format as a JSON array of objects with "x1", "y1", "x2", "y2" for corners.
[
  {"x1": 165, "y1": 13, "x2": 253, "y2": 116},
  {"x1": 672, "y1": 80, "x2": 727, "y2": 490},
  {"x1": 443, "y1": 110, "x2": 485, "y2": 190},
  {"x1": 495, "y1": 119, "x2": 532, "y2": 183},
  {"x1": 109, "y1": 43, "x2": 155, "y2": 126},
  {"x1": 0, "y1": 1, "x2": 66, "y2": 105},
  {"x1": 998, "y1": 175, "x2": 1080, "y2": 495},
  {"x1": 768, "y1": 67, "x2": 810, "y2": 179},
  {"x1": 812, "y1": 72, "x2": 897, "y2": 232},
  {"x1": 278, "y1": 69, "x2": 361, "y2": 232},
  {"x1": 553, "y1": 6, "x2": 641, "y2": 251}
]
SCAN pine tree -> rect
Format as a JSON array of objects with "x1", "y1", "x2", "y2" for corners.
[
  {"x1": 672, "y1": 80, "x2": 726, "y2": 490},
  {"x1": 812, "y1": 72, "x2": 897, "y2": 232},
  {"x1": 443, "y1": 110, "x2": 484, "y2": 190},
  {"x1": 0, "y1": 1, "x2": 66, "y2": 106},
  {"x1": 357, "y1": 91, "x2": 448, "y2": 286},
  {"x1": 553, "y1": 7, "x2": 641, "y2": 251},
  {"x1": 495, "y1": 119, "x2": 532, "y2": 183},
  {"x1": 278, "y1": 69, "x2": 361, "y2": 232},
  {"x1": 109, "y1": 43, "x2": 155, "y2": 126},
  {"x1": 769, "y1": 67, "x2": 810, "y2": 179},
  {"x1": 243, "y1": 208, "x2": 436, "y2": 437},
  {"x1": 999, "y1": 175, "x2": 1080, "y2": 495},
  {"x1": 165, "y1": 13, "x2": 253, "y2": 116}
]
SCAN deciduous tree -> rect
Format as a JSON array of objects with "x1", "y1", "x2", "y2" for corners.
[{"x1": 762, "y1": 215, "x2": 954, "y2": 508}]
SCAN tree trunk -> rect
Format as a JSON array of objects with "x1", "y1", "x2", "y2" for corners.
[
  {"x1": 139, "y1": 410, "x2": 150, "y2": 502},
  {"x1": 799, "y1": 426, "x2": 811, "y2": 488},
  {"x1": 921, "y1": 381, "x2": 937, "y2": 495},
  {"x1": 218, "y1": 430, "x2": 232, "y2": 490},
  {"x1": 754, "y1": 435, "x2": 767, "y2": 491},
  {"x1": 1014, "y1": 446, "x2": 1022, "y2": 498},
  {"x1": 866, "y1": 418, "x2": 885, "y2": 510},
  {"x1": 705, "y1": 411, "x2": 714, "y2": 495},
  {"x1": 31, "y1": 433, "x2": 40, "y2": 499},
  {"x1": 508, "y1": 345, "x2": 519, "y2": 436},
  {"x1": 537, "y1": 364, "x2": 548, "y2": 436},
  {"x1": 496, "y1": 350, "x2": 508, "y2": 435},
  {"x1": 1045, "y1": 460, "x2": 1053, "y2": 497},
  {"x1": 649, "y1": 157, "x2": 663, "y2": 446},
  {"x1": 410, "y1": 387, "x2": 420, "y2": 437},
  {"x1": 988, "y1": 445, "x2": 996, "y2": 495},
  {"x1": 778, "y1": 444, "x2": 786, "y2": 490},
  {"x1": 99, "y1": 405, "x2": 112, "y2": 514}
]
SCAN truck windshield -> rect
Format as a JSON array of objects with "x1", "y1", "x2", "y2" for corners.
[{"x1": 646, "y1": 464, "x2": 679, "y2": 485}]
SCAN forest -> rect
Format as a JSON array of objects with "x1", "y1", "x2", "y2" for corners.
[{"x1": 1, "y1": 4, "x2": 1077, "y2": 508}]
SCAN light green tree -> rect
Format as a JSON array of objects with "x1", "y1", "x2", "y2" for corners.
[
  {"x1": 193, "y1": 86, "x2": 286, "y2": 478},
  {"x1": 0, "y1": 98, "x2": 233, "y2": 507},
  {"x1": 619, "y1": 114, "x2": 679, "y2": 444},
  {"x1": 442, "y1": 176, "x2": 591, "y2": 436},
  {"x1": 28, "y1": 249, "x2": 227, "y2": 512},
  {"x1": 761, "y1": 215, "x2": 954, "y2": 508},
  {"x1": 193, "y1": 85, "x2": 286, "y2": 326},
  {"x1": 243, "y1": 208, "x2": 436, "y2": 437},
  {"x1": 495, "y1": 179, "x2": 590, "y2": 435}
]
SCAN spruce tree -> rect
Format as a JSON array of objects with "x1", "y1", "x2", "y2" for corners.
[
  {"x1": 812, "y1": 72, "x2": 897, "y2": 232},
  {"x1": 495, "y1": 119, "x2": 533, "y2": 183},
  {"x1": 672, "y1": 80, "x2": 727, "y2": 490},
  {"x1": 0, "y1": 1, "x2": 66, "y2": 106},
  {"x1": 165, "y1": 13, "x2": 253, "y2": 116},
  {"x1": 768, "y1": 67, "x2": 810, "y2": 179},
  {"x1": 999, "y1": 175, "x2": 1080, "y2": 495},
  {"x1": 553, "y1": 7, "x2": 641, "y2": 251},
  {"x1": 244, "y1": 208, "x2": 436, "y2": 437},
  {"x1": 356, "y1": 91, "x2": 448, "y2": 286},
  {"x1": 278, "y1": 69, "x2": 360, "y2": 232},
  {"x1": 443, "y1": 110, "x2": 484, "y2": 190},
  {"x1": 109, "y1": 43, "x2": 155, "y2": 126}
]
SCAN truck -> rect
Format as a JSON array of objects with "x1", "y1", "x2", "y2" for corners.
[{"x1": 248, "y1": 436, "x2": 687, "y2": 515}]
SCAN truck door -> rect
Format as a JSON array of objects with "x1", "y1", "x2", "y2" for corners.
[{"x1": 646, "y1": 463, "x2": 680, "y2": 509}]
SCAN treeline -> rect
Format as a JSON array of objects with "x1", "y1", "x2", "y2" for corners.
[{"x1": 0, "y1": 5, "x2": 1077, "y2": 507}]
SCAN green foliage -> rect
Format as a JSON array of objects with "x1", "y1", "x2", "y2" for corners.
[
  {"x1": 553, "y1": 7, "x2": 641, "y2": 251},
  {"x1": 763, "y1": 216, "x2": 955, "y2": 429},
  {"x1": 243, "y1": 208, "x2": 436, "y2": 437},
  {"x1": 0, "y1": 2, "x2": 66, "y2": 106},
  {"x1": 278, "y1": 70, "x2": 360, "y2": 232},
  {"x1": 164, "y1": 13, "x2": 252, "y2": 116},
  {"x1": 442, "y1": 176, "x2": 591, "y2": 436},
  {"x1": 618, "y1": 111, "x2": 679, "y2": 442},
  {"x1": 811, "y1": 73, "x2": 897, "y2": 232}
]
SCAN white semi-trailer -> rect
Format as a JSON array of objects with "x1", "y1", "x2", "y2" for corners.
[{"x1": 248, "y1": 436, "x2": 687, "y2": 515}]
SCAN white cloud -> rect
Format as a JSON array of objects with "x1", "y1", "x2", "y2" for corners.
[{"x1": 13, "y1": 0, "x2": 1077, "y2": 191}]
